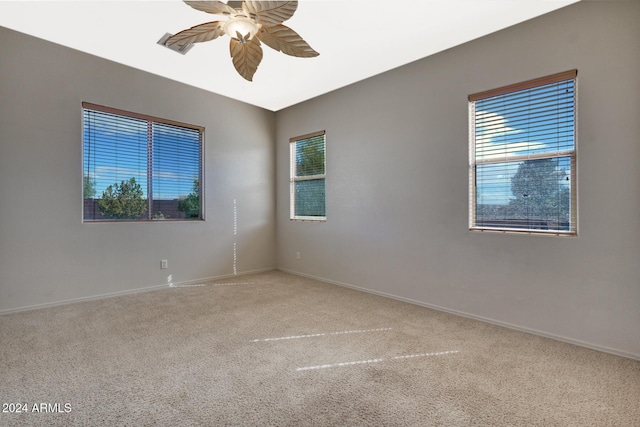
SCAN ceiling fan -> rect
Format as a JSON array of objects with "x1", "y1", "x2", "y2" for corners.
[{"x1": 162, "y1": 1, "x2": 319, "y2": 81}]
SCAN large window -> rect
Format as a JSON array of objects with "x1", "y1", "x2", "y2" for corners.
[
  {"x1": 83, "y1": 103, "x2": 203, "y2": 221},
  {"x1": 290, "y1": 131, "x2": 326, "y2": 220},
  {"x1": 469, "y1": 70, "x2": 577, "y2": 235}
]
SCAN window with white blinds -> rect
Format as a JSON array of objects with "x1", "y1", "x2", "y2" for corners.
[
  {"x1": 83, "y1": 103, "x2": 203, "y2": 221},
  {"x1": 290, "y1": 131, "x2": 326, "y2": 220},
  {"x1": 468, "y1": 70, "x2": 577, "y2": 235}
]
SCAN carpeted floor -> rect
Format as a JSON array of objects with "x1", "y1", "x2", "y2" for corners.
[{"x1": 1, "y1": 271, "x2": 639, "y2": 426}]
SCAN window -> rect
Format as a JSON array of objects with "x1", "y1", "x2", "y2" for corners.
[
  {"x1": 290, "y1": 131, "x2": 326, "y2": 220},
  {"x1": 469, "y1": 70, "x2": 577, "y2": 235},
  {"x1": 83, "y1": 103, "x2": 203, "y2": 221}
]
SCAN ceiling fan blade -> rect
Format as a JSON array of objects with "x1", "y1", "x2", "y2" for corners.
[
  {"x1": 242, "y1": 1, "x2": 297, "y2": 26},
  {"x1": 166, "y1": 21, "x2": 226, "y2": 46},
  {"x1": 229, "y1": 37, "x2": 263, "y2": 81},
  {"x1": 184, "y1": 1, "x2": 237, "y2": 16},
  {"x1": 258, "y1": 24, "x2": 319, "y2": 58}
]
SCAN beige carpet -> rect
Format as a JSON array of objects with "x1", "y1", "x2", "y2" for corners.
[{"x1": 1, "y1": 271, "x2": 639, "y2": 426}]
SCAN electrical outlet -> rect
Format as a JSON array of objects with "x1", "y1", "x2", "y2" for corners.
[
  {"x1": 161, "y1": 259, "x2": 168, "y2": 269},
  {"x1": 296, "y1": 252, "x2": 301, "y2": 260}
]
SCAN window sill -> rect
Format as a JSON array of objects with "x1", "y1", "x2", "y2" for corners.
[
  {"x1": 290, "y1": 216, "x2": 326, "y2": 222},
  {"x1": 469, "y1": 227, "x2": 576, "y2": 237}
]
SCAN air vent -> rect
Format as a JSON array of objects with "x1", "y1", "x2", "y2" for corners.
[{"x1": 157, "y1": 33, "x2": 193, "y2": 55}]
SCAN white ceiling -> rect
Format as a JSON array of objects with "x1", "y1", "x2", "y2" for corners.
[{"x1": 0, "y1": 0, "x2": 579, "y2": 111}]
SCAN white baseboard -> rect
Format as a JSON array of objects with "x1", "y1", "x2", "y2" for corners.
[
  {"x1": 0, "y1": 267, "x2": 275, "y2": 316},
  {"x1": 277, "y1": 268, "x2": 640, "y2": 362}
]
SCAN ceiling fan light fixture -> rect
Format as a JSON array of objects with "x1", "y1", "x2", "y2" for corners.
[
  {"x1": 224, "y1": 16, "x2": 259, "y2": 42},
  {"x1": 164, "y1": 1, "x2": 319, "y2": 81}
]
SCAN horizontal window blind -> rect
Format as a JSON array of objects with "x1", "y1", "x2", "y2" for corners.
[
  {"x1": 469, "y1": 71, "x2": 577, "y2": 235},
  {"x1": 290, "y1": 131, "x2": 326, "y2": 220},
  {"x1": 152, "y1": 123, "x2": 202, "y2": 219},
  {"x1": 83, "y1": 103, "x2": 203, "y2": 221}
]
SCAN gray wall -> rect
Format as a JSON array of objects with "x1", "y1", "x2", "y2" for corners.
[
  {"x1": 0, "y1": 27, "x2": 276, "y2": 312},
  {"x1": 275, "y1": 1, "x2": 640, "y2": 359}
]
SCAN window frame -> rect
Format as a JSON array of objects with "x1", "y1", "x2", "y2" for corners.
[
  {"x1": 289, "y1": 130, "x2": 327, "y2": 221},
  {"x1": 82, "y1": 102, "x2": 204, "y2": 222},
  {"x1": 468, "y1": 70, "x2": 578, "y2": 236}
]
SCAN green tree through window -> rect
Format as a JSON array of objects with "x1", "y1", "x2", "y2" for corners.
[
  {"x1": 508, "y1": 159, "x2": 571, "y2": 228},
  {"x1": 83, "y1": 174, "x2": 96, "y2": 199},
  {"x1": 177, "y1": 179, "x2": 200, "y2": 218},
  {"x1": 98, "y1": 178, "x2": 147, "y2": 219}
]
